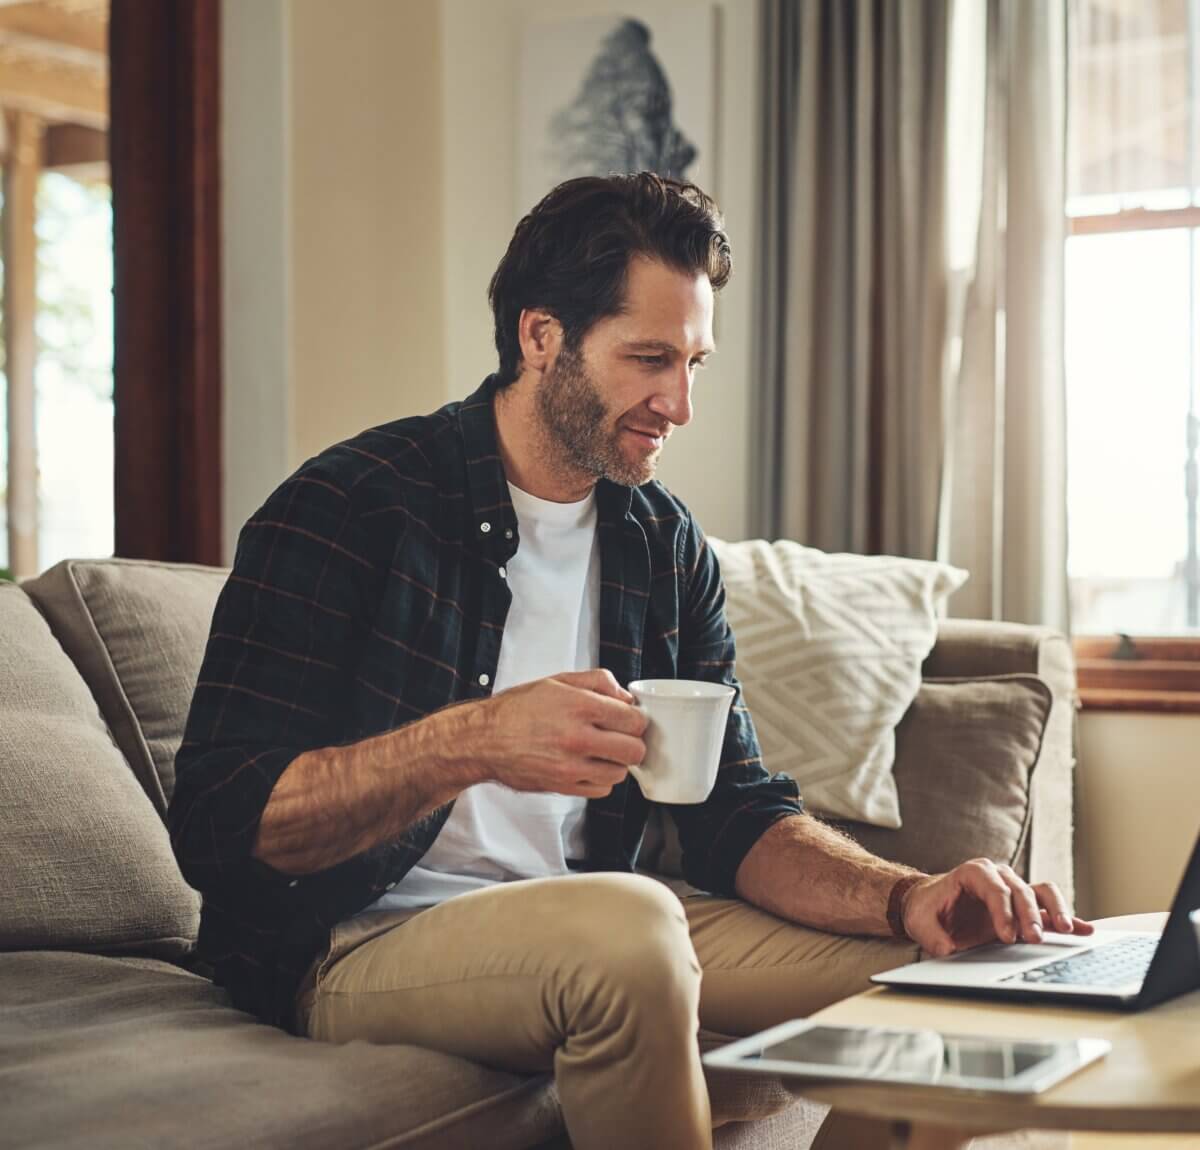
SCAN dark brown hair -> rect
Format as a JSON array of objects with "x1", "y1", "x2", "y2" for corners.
[{"x1": 487, "y1": 172, "x2": 732, "y2": 386}]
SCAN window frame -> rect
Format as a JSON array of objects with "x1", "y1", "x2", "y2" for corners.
[{"x1": 1066, "y1": 209, "x2": 1200, "y2": 710}]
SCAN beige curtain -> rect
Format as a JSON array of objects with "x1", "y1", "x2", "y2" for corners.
[{"x1": 754, "y1": 0, "x2": 1070, "y2": 629}]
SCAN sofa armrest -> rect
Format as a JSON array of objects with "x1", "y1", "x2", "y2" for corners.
[{"x1": 924, "y1": 619, "x2": 1079, "y2": 905}]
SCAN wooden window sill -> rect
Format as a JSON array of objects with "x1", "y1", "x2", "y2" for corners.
[
  {"x1": 1078, "y1": 688, "x2": 1200, "y2": 714},
  {"x1": 1074, "y1": 637, "x2": 1200, "y2": 714}
]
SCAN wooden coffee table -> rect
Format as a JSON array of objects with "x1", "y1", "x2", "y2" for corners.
[{"x1": 800, "y1": 915, "x2": 1200, "y2": 1149}]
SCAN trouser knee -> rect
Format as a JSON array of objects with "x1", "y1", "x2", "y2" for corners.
[{"x1": 568, "y1": 875, "x2": 701, "y2": 1019}]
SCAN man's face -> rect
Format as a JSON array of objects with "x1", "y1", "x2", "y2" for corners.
[{"x1": 537, "y1": 256, "x2": 715, "y2": 488}]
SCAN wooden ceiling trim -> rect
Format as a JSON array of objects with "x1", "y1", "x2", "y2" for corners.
[
  {"x1": 0, "y1": 43, "x2": 107, "y2": 127},
  {"x1": 0, "y1": 1, "x2": 106, "y2": 58}
]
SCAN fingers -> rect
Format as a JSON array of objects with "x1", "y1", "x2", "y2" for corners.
[
  {"x1": 554, "y1": 668, "x2": 634, "y2": 703},
  {"x1": 569, "y1": 727, "x2": 645, "y2": 767},
  {"x1": 955, "y1": 861, "x2": 1020, "y2": 943},
  {"x1": 996, "y1": 864, "x2": 1044, "y2": 943},
  {"x1": 560, "y1": 760, "x2": 629, "y2": 797},
  {"x1": 958, "y1": 863, "x2": 1094, "y2": 945},
  {"x1": 579, "y1": 690, "x2": 649, "y2": 736},
  {"x1": 1031, "y1": 881, "x2": 1096, "y2": 935}
]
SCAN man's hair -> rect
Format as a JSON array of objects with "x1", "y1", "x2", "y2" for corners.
[{"x1": 487, "y1": 172, "x2": 732, "y2": 386}]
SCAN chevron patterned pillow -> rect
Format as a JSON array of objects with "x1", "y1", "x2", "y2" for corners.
[{"x1": 708, "y1": 538, "x2": 968, "y2": 828}]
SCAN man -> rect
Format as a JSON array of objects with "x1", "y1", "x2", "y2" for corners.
[{"x1": 168, "y1": 173, "x2": 1091, "y2": 1150}]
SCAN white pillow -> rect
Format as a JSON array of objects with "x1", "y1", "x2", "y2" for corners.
[{"x1": 709, "y1": 539, "x2": 968, "y2": 828}]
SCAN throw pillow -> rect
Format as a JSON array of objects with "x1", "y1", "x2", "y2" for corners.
[
  {"x1": 709, "y1": 538, "x2": 967, "y2": 827},
  {"x1": 832, "y1": 675, "x2": 1053, "y2": 874},
  {"x1": 23, "y1": 558, "x2": 229, "y2": 817},
  {"x1": 0, "y1": 582, "x2": 200, "y2": 956}
]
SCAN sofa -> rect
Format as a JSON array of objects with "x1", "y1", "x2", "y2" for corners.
[{"x1": 0, "y1": 557, "x2": 1078, "y2": 1149}]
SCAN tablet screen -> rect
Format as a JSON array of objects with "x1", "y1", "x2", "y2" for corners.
[{"x1": 743, "y1": 1025, "x2": 1076, "y2": 1087}]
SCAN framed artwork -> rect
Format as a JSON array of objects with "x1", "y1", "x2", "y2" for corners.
[{"x1": 517, "y1": 7, "x2": 718, "y2": 213}]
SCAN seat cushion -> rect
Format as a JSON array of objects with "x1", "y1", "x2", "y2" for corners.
[
  {"x1": 0, "y1": 583, "x2": 199, "y2": 958},
  {"x1": 22, "y1": 558, "x2": 229, "y2": 816},
  {"x1": 0, "y1": 951, "x2": 809, "y2": 1149},
  {"x1": 0, "y1": 950, "x2": 564, "y2": 1150}
]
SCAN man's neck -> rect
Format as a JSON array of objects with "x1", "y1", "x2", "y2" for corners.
[{"x1": 493, "y1": 375, "x2": 596, "y2": 503}]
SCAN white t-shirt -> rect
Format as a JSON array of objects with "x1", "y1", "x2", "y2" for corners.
[{"x1": 355, "y1": 480, "x2": 600, "y2": 914}]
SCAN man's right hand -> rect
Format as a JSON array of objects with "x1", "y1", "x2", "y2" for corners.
[{"x1": 473, "y1": 669, "x2": 648, "y2": 798}]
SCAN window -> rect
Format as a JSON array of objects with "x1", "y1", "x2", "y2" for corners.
[
  {"x1": 0, "y1": 1, "x2": 112, "y2": 582},
  {"x1": 1066, "y1": 0, "x2": 1199, "y2": 638},
  {"x1": 1067, "y1": 0, "x2": 1200, "y2": 708}
]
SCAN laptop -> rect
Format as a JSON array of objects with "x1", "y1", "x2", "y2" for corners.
[{"x1": 871, "y1": 831, "x2": 1200, "y2": 1010}]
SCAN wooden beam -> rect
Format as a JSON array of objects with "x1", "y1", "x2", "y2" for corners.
[
  {"x1": 2, "y1": 109, "x2": 43, "y2": 579},
  {"x1": 43, "y1": 123, "x2": 107, "y2": 168},
  {"x1": 111, "y1": 0, "x2": 222, "y2": 566},
  {"x1": 0, "y1": 43, "x2": 107, "y2": 128},
  {"x1": 0, "y1": 2, "x2": 106, "y2": 58}
]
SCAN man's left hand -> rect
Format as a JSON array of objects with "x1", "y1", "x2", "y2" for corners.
[{"x1": 901, "y1": 859, "x2": 1095, "y2": 957}]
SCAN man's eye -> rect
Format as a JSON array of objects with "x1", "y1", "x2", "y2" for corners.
[
  {"x1": 637, "y1": 355, "x2": 665, "y2": 367},
  {"x1": 690, "y1": 358, "x2": 708, "y2": 371}
]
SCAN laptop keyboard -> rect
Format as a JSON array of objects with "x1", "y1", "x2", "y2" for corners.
[{"x1": 1005, "y1": 933, "x2": 1158, "y2": 987}]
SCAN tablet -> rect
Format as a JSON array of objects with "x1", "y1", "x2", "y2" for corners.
[{"x1": 701, "y1": 1020, "x2": 1110, "y2": 1095}]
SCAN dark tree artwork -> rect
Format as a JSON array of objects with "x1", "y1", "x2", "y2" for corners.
[{"x1": 548, "y1": 19, "x2": 698, "y2": 180}]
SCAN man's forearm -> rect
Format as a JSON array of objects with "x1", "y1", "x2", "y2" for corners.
[
  {"x1": 251, "y1": 701, "x2": 488, "y2": 876},
  {"x1": 734, "y1": 814, "x2": 923, "y2": 937}
]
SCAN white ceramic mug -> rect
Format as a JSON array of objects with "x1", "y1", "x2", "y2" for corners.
[{"x1": 627, "y1": 679, "x2": 736, "y2": 804}]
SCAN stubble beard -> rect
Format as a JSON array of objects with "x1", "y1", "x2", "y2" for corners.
[{"x1": 536, "y1": 341, "x2": 658, "y2": 489}]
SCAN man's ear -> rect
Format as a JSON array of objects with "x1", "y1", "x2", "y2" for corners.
[{"x1": 517, "y1": 308, "x2": 563, "y2": 375}]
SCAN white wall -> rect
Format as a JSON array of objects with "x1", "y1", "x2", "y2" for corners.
[
  {"x1": 221, "y1": 0, "x2": 444, "y2": 564},
  {"x1": 1076, "y1": 712, "x2": 1200, "y2": 918},
  {"x1": 442, "y1": 0, "x2": 759, "y2": 540},
  {"x1": 222, "y1": 0, "x2": 292, "y2": 565},
  {"x1": 290, "y1": 0, "x2": 445, "y2": 470}
]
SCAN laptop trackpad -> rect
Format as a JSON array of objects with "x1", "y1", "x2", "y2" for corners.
[{"x1": 951, "y1": 940, "x2": 1085, "y2": 965}]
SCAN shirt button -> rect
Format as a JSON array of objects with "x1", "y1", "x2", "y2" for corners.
[
  {"x1": 478, "y1": 672, "x2": 491, "y2": 687},
  {"x1": 498, "y1": 566, "x2": 507, "y2": 579},
  {"x1": 480, "y1": 521, "x2": 491, "y2": 534},
  {"x1": 288, "y1": 879, "x2": 299, "y2": 888},
  {"x1": 504, "y1": 528, "x2": 514, "y2": 540}
]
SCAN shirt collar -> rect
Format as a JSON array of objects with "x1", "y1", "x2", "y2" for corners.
[{"x1": 457, "y1": 375, "x2": 636, "y2": 543}]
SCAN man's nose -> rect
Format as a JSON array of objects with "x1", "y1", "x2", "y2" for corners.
[{"x1": 648, "y1": 365, "x2": 693, "y2": 429}]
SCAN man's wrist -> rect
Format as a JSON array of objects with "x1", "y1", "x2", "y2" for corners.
[
  {"x1": 887, "y1": 873, "x2": 926, "y2": 939},
  {"x1": 426, "y1": 695, "x2": 496, "y2": 789}
]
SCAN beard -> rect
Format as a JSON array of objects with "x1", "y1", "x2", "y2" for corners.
[{"x1": 535, "y1": 341, "x2": 659, "y2": 488}]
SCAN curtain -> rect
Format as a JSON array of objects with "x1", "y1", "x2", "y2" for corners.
[{"x1": 754, "y1": 0, "x2": 1070, "y2": 630}]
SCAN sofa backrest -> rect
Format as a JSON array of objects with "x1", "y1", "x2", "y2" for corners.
[
  {"x1": 23, "y1": 558, "x2": 230, "y2": 818},
  {"x1": 0, "y1": 581, "x2": 200, "y2": 957}
]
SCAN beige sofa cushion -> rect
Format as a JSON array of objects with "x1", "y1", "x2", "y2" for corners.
[
  {"x1": 834, "y1": 675, "x2": 1053, "y2": 875},
  {"x1": 0, "y1": 950, "x2": 812, "y2": 1149},
  {"x1": 22, "y1": 558, "x2": 228, "y2": 816},
  {"x1": 0, "y1": 583, "x2": 199, "y2": 956}
]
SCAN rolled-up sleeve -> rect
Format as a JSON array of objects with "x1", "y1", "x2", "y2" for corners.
[
  {"x1": 666, "y1": 513, "x2": 803, "y2": 896},
  {"x1": 167, "y1": 469, "x2": 386, "y2": 897}
]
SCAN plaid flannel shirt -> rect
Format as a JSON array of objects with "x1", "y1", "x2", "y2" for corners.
[{"x1": 168, "y1": 375, "x2": 803, "y2": 1031}]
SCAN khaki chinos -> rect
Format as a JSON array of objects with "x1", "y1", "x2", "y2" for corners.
[{"x1": 295, "y1": 873, "x2": 919, "y2": 1150}]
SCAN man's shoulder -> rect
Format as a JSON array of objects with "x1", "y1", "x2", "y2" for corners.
[{"x1": 284, "y1": 401, "x2": 464, "y2": 509}]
